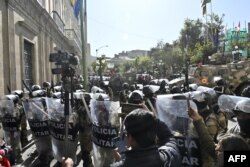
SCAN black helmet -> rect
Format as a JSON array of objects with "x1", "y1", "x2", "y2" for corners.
[
  {"x1": 160, "y1": 80, "x2": 166, "y2": 88},
  {"x1": 42, "y1": 82, "x2": 51, "y2": 88},
  {"x1": 11, "y1": 90, "x2": 24, "y2": 99},
  {"x1": 31, "y1": 85, "x2": 41, "y2": 91},
  {"x1": 170, "y1": 86, "x2": 182, "y2": 94},
  {"x1": 128, "y1": 90, "x2": 144, "y2": 104},
  {"x1": 142, "y1": 85, "x2": 153, "y2": 97},
  {"x1": 214, "y1": 77, "x2": 225, "y2": 86},
  {"x1": 241, "y1": 86, "x2": 250, "y2": 98},
  {"x1": 75, "y1": 84, "x2": 84, "y2": 90},
  {"x1": 122, "y1": 82, "x2": 129, "y2": 90}
]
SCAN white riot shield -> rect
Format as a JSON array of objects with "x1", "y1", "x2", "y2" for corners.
[
  {"x1": 46, "y1": 97, "x2": 79, "y2": 163},
  {"x1": 0, "y1": 98, "x2": 21, "y2": 149},
  {"x1": 22, "y1": 98, "x2": 52, "y2": 158},
  {"x1": 218, "y1": 95, "x2": 250, "y2": 113},
  {"x1": 90, "y1": 100, "x2": 120, "y2": 167},
  {"x1": 156, "y1": 95, "x2": 201, "y2": 167},
  {"x1": 90, "y1": 93, "x2": 110, "y2": 101},
  {"x1": 196, "y1": 86, "x2": 217, "y2": 98}
]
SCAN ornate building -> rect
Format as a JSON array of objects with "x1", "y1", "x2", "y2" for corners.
[{"x1": 0, "y1": 0, "x2": 84, "y2": 95}]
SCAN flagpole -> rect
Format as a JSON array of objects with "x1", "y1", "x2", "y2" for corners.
[
  {"x1": 80, "y1": 0, "x2": 88, "y2": 90},
  {"x1": 206, "y1": 14, "x2": 208, "y2": 44},
  {"x1": 210, "y1": 0, "x2": 213, "y2": 43}
]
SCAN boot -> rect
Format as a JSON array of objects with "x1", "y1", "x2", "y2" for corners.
[{"x1": 82, "y1": 152, "x2": 94, "y2": 167}]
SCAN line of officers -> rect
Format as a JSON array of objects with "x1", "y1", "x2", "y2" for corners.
[
  {"x1": 0, "y1": 82, "x2": 95, "y2": 167},
  {"x1": 1, "y1": 77, "x2": 250, "y2": 167}
]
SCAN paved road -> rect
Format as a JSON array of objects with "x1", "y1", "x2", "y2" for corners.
[{"x1": 0, "y1": 124, "x2": 85, "y2": 167}]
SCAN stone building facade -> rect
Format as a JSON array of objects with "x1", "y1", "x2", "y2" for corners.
[{"x1": 0, "y1": 0, "x2": 83, "y2": 95}]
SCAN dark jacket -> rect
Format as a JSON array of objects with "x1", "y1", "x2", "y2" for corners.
[{"x1": 111, "y1": 120, "x2": 181, "y2": 167}]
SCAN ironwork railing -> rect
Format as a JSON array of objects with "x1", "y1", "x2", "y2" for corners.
[{"x1": 52, "y1": 11, "x2": 65, "y2": 33}]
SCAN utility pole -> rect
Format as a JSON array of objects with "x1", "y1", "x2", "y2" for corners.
[{"x1": 80, "y1": 0, "x2": 88, "y2": 90}]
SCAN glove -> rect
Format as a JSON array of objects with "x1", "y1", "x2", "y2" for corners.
[{"x1": 0, "y1": 149, "x2": 5, "y2": 156}]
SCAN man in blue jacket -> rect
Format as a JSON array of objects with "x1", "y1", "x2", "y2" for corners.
[{"x1": 111, "y1": 109, "x2": 181, "y2": 167}]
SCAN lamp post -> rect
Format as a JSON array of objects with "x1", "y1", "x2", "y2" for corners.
[{"x1": 96, "y1": 45, "x2": 109, "y2": 57}]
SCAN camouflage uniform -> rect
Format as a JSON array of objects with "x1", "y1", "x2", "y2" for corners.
[
  {"x1": 20, "y1": 106, "x2": 28, "y2": 148},
  {"x1": 76, "y1": 104, "x2": 94, "y2": 167},
  {"x1": 205, "y1": 111, "x2": 228, "y2": 142}
]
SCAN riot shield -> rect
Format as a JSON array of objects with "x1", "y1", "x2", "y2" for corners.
[
  {"x1": 196, "y1": 86, "x2": 217, "y2": 98},
  {"x1": 90, "y1": 100, "x2": 120, "y2": 167},
  {"x1": 90, "y1": 93, "x2": 110, "y2": 101},
  {"x1": 156, "y1": 94, "x2": 201, "y2": 167},
  {"x1": 22, "y1": 98, "x2": 52, "y2": 161},
  {"x1": 0, "y1": 97, "x2": 22, "y2": 164},
  {"x1": 45, "y1": 97, "x2": 79, "y2": 163},
  {"x1": 218, "y1": 95, "x2": 250, "y2": 113},
  {"x1": 0, "y1": 98, "x2": 21, "y2": 143}
]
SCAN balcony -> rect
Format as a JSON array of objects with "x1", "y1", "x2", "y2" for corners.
[
  {"x1": 52, "y1": 11, "x2": 65, "y2": 33},
  {"x1": 64, "y1": 29, "x2": 82, "y2": 53}
]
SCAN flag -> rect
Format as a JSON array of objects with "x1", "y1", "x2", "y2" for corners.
[
  {"x1": 202, "y1": 5, "x2": 207, "y2": 16},
  {"x1": 74, "y1": 0, "x2": 81, "y2": 17},
  {"x1": 201, "y1": 0, "x2": 211, "y2": 16},
  {"x1": 236, "y1": 22, "x2": 240, "y2": 32},
  {"x1": 70, "y1": 0, "x2": 76, "y2": 6},
  {"x1": 201, "y1": 0, "x2": 211, "y2": 7}
]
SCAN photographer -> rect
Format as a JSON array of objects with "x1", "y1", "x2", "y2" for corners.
[{"x1": 111, "y1": 109, "x2": 181, "y2": 167}]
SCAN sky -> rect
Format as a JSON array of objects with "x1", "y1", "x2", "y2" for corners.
[{"x1": 87, "y1": 0, "x2": 249, "y2": 57}]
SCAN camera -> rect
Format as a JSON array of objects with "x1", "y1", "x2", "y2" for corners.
[{"x1": 49, "y1": 51, "x2": 79, "y2": 75}]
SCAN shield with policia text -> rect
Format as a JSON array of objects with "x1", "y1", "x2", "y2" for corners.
[
  {"x1": 156, "y1": 94, "x2": 201, "y2": 167},
  {"x1": 45, "y1": 97, "x2": 79, "y2": 163},
  {"x1": 90, "y1": 99, "x2": 121, "y2": 167},
  {"x1": 0, "y1": 97, "x2": 21, "y2": 151},
  {"x1": 22, "y1": 97, "x2": 52, "y2": 160}
]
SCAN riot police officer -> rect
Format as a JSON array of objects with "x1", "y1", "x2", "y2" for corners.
[
  {"x1": 241, "y1": 86, "x2": 250, "y2": 98},
  {"x1": 226, "y1": 99, "x2": 250, "y2": 146},
  {"x1": 74, "y1": 93, "x2": 94, "y2": 167},
  {"x1": 192, "y1": 92, "x2": 228, "y2": 142},
  {"x1": 119, "y1": 82, "x2": 130, "y2": 104},
  {"x1": 1, "y1": 95, "x2": 24, "y2": 165},
  {"x1": 11, "y1": 90, "x2": 29, "y2": 148},
  {"x1": 155, "y1": 80, "x2": 167, "y2": 95}
]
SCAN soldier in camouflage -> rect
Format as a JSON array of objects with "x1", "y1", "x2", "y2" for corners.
[
  {"x1": 11, "y1": 90, "x2": 29, "y2": 148},
  {"x1": 192, "y1": 92, "x2": 228, "y2": 143},
  {"x1": 74, "y1": 93, "x2": 94, "y2": 167}
]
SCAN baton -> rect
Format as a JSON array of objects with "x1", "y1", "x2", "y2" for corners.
[
  {"x1": 80, "y1": 94, "x2": 92, "y2": 123},
  {"x1": 146, "y1": 98, "x2": 158, "y2": 118},
  {"x1": 7, "y1": 85, "x2": 11, "y2": 94},
  {"x1": 31, "y1": 101, "x2": 49, "y2": 117}
]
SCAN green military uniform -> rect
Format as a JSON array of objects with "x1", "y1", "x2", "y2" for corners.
[
  {"x1": 205, "y1": 111, "x2": 228, "y2": 142},
  {"x1": 76, "y1": 105, "x2": 94, "y2": 167},
  {"x1": 20, "y1": 105, "x2": 29, "y2": 147}
]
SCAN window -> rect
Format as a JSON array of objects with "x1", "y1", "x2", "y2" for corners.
[
  {"x1": 200, "y1": 71, "x2": 209, "y2": 77},
  {"x1": 24, "y1": 40, "x2": 34, "y2": 89},
  {"x1": 218, "y1": 69, "x2": 229, "y2": 75}
]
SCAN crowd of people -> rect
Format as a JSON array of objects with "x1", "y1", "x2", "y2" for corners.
[{"x1": 0, "y1": 75, "x2": 250, "y2": 167}]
